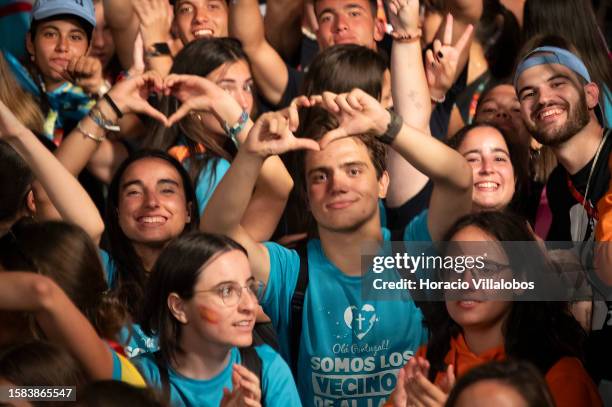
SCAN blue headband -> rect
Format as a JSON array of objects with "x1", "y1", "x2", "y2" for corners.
[{"x1": 513, "y1": 46, "x2": 591, "y2": 89}]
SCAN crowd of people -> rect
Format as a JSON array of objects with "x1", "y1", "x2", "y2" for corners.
[{"x1": 0, "y1": 0, "x2": 611, "y2": 406}]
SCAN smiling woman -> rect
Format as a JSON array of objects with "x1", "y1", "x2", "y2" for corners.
[
  {"x1": 103, "y1": 149, "x2": 199, "y2": 357},
  {"x1": 384, "y1": 211, "x2": 602, "y2": 407},
  {"x1": 133, "y1": 232, "x2": 301, "y2": 407},
  {"x1": 447, "y1": 123, "x2": 525, "y2": 214}
]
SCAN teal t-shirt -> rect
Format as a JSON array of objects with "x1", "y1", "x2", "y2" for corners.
[
  {"x1": 261, "y1": 212, "x2": 430, "y2": 407},
  {"x1": 603, "y1": 85, "x2": 612, "y2": 128},
  {"x1": 191, "y1": 157, "x2": 231, "y2": 215},
  {"x1": 133, "y1": 345, "x2": 301, "y2": 407},
  {"x1": 99, "y1": 249, "x2": 159, "y2": 357}
]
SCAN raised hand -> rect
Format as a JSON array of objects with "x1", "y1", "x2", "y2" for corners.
[
  {"x1": 233, "y1": 364, "x2": 262, "y2": 405},
  {"x1": 60, "y1": 55, "x2": 104, "y2": 95},
  {"x1": 131, "y1": 0, "x2": 172, "y2": 49},
  {"x1": 220, "y1": 364, "x2": 263, "y2": 407},
  {"x1": 392, "y1": 356, "x2": 430, "y2": 407},
  {"x1": 425, "y1": 14, "x2": 474, "y2": 101},
  {"x1": 105, "y1": 71, "x2": 168, "y2": 125},
  {"x1": 163, "y1": 74, "x2": 239, "y2": 127},
  {"x1": 387, "y1": 0, "x2": 421, "y2": 39},
  {"x1": 403, "y1": 356, "x2": 453, "y2": 407},
  {"x1": 280, "y1": 95, "x2": 315, "y2": 132},
  {"x1": 309, "y1": 89, "x2": 391, "y2": 149},
  {"x1": 128, "y1": 33, "x2": 146, "y2": 77},
  {"x1": 243, "y1": 111, "x2": 320, "y2": 158}
]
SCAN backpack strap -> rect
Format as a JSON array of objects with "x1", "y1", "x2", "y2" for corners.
[
  {"x1": 289, "y1": 242, "x2": 309, "y2": 378},
  {"x1": 153, "y1": 351, "x2": 171, "y2": 405},
  {"x1": 390, "y1": 228, "x2": 404, "y2": 241},
  {"x1": 239, "y1": 347, "x2": 265, "y2": 406}
]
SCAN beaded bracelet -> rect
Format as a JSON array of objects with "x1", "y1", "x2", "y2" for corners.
[
  {"x1": 430, "y1": 93, "x2": 446, "y2": 104},
  {"x1": 223, "y1": 110, "x2": 249, "y2": 147},
  {"x1": 391, "y1": 28, "x2": 423, "y2": 43}
]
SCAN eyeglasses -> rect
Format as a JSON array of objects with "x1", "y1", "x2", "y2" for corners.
[
  {"x1": 442, "y1": 259, "x2": 511, "y2": 281},
  {"x1": 194, "y1": 280, "x2": 265, "y2": 307}
]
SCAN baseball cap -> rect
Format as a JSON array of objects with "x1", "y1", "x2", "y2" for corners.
[
  {"x1": 514, "y1": 46, "x2": 604, "y2": 124},
  {"x1": 31, "y1": 0, "x2": 96, "y2": 29},
  {"x1": 514, "y1": 46, "x2": 591, "y2": 89}
]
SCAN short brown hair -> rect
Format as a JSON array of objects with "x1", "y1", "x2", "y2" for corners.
[
  {"x1": 302, "y1": 44, "x2": 387, "y2": 100},
  {"x1": 297, "y1": 108, "x2": 387, "y2": 182},
  {"x1": 314, "y1": 0, "x2": 378, "y2": 18}
]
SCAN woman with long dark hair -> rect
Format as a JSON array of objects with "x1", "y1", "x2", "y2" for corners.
[
  {"x1": 104, "y1": 149, "x2": 199, "y2": 356},
  {"x1": 0, "y1": 221, "x2": 146, "y2": 385},
  {"x1": 133, "y1": 232, "x2": 300, "y2": 407},
  {"x1": 145, "y1": 38, "x2": 292, "y2": 242},
  {"x1": 386, "y1": 211, "x2": 602, "y2": 407}
]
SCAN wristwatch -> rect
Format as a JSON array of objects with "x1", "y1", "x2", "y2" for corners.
[{"x1": 145, "y1": 42, "x2": 172, "y2": 58}]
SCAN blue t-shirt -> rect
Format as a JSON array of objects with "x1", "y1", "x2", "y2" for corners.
[
  {"x1": 99, "y1": 249, "x2": 159, "y2": 358},
  {"x1": 191, "y1": 157, "x2": 231, "y2": 215},
  {"x1": 133, "y1": 345, "x2": 301, "y2": 407},
  {"x1": 603, "y1": 85, "x2": 612, "y2": 128},
  {"x1": 261, "y1": 212, "x2": 430, "y2": 407}
]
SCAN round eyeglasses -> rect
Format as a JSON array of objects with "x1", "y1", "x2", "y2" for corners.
[{"x1": 195, "y1": 280, "x2": 265, "y2": 307}]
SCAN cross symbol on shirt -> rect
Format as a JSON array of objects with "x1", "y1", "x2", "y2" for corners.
[{"x1": 356, "y1": 313, "x2": 365, "y2": 330}]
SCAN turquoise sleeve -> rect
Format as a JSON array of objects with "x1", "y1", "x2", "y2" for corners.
[
  {"x1": 195, "y1": 158, "x2": 231, "y2": 214},
  {"x1": 261, "y1": 242, "x2": 301, "y2": 361},
  {"x1": 403, "y1": 210, "x2": 432, "y2": 242},
  {"x1": 256, "y1": 345, "x2": 302, "y2": 407},
  {"x1": 98, "y1": 249, "x2": 116, "y2": 288}
]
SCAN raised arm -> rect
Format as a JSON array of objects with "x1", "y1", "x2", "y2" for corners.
[
  {"x1": 165, "y1": 74, "x2": 294, "y2": 241},
  {"x1": 132, "y1": 0, "x2": 174, "y2": 77},
  {"x1": 201, "y1": 108, "x2": 320, "y2": 285},
  {"x1": 103, "y1": 0, "x2": 140, "y2": 70},
  {"x1": 264, "y1": 0, "x2": 305, "y2": 62},
  {"x1": 0, "y1": 272, "x2": 113, "y2": 380},
  {"x1": 315, "y1": 89, "x2": 472, "y2": 240},
  {"x1": 0, "y1": 102, "x2": 104, "y2": 244},
  {"x1": 387, "y1": 2, "x2": 473, "y2": 210},
  {"x1": 229, "y1": 0, "x2": 290, "y2": 106},
  {"x1": 387, "y1": 0, "x2": 432, "y2": 208}
]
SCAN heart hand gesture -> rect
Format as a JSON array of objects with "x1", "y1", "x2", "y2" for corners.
[
  {"x1": 163, "y1": 74, "x2": 241, "y2": 127},
  {"x1": 243, "y1": 111, "x2": 320, "y2": 158},
  {"x1": 310, "y1": 89, "x2": 392, "y2": 149},
  {"x1": 105, "y1": 71, "x2": 168, "y2": 125}
]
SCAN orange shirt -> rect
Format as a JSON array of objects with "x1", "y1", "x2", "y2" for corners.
[{"x1": 384, "y1": 334, "x2": 602, "y2": 407}]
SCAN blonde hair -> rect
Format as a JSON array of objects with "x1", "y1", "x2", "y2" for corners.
[{"x1": 0, "y1": 53, "x2": 45, "y2": 134}]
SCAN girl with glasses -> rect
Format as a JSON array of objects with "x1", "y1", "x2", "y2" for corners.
[{"x1": 133, "y1": 232, "x2": 300, "y2": 407}]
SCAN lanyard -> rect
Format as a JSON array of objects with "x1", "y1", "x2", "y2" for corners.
[{"x1": 566, "y1": 130, "x2": 610, "y2": 220}]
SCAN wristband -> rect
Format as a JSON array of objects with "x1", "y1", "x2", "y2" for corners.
[
  {"x1": 103, "y1": 93, "x2": 124, "y2": 119},
  {"x1": 378, "y1": 109, "x2": 403, "y2": 145},
  {"x1": 145, "y1": 42, "x2": 172, "y2": 58},
  {"x1": 223, "y1": 110, "x2": 249, "y2": 146},
  {"x1": 89, "y1": 107, "x2": 120, "y2": 132}
]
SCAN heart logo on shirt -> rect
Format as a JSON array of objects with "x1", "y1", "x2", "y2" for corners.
[{"x1": 343, "y1": 304, "x2": 378, "y2": 340}]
